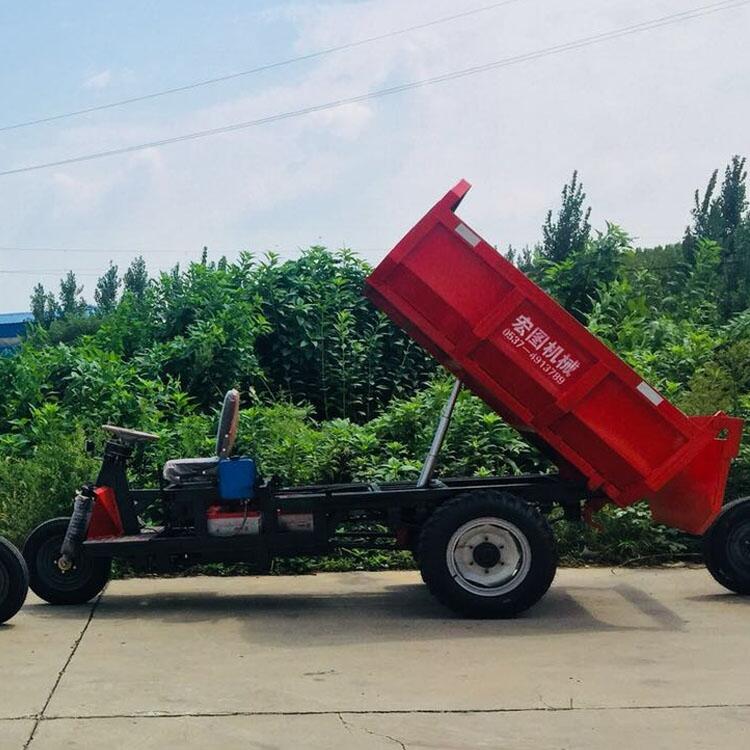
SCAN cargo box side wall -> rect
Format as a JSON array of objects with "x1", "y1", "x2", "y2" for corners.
[{"x1": 365, "y1": 181, "x2": 744, "y2": 533}]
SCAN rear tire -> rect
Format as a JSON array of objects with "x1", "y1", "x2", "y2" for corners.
[
  {"x1": 419, "y1": 491, "x2": 557, "y2": 618},
  {"x1": 703, "y1": 497, "x2": 750, "y2": 595},
  {"x1": 24, "y1": 518, "x2": 111, "y2": 605},
  {"x1": 0, "y1": 537, "x2": 29, "y2": 623}
]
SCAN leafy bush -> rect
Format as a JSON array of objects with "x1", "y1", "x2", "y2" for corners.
[
  {"x1": 249, "y1": 248, "x2": 434, "y2": 420},
  {"x1": 0, "y1": 423, "x2": 96, "y2": 545},
  {"x1": 556, "y1": 504, "x2": 697, "y2": 566}
]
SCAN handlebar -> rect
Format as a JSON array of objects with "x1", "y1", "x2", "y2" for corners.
[{"x1": 101, "y1": 425, "x2": 160, "y2": 444}]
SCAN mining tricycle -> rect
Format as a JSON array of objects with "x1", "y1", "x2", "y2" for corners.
[{"x1": 22, "y1": 182, "x2": 750, "y2": 618}]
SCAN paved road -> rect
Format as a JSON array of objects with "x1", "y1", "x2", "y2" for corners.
[{"x1": 1, "y1": 568, "x2": 748, "y2": 749}]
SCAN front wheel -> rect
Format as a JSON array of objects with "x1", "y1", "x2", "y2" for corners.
[
  {"x1": 703, "y1": 497, "x2": 750, "y2": 595},
  {"x1": 24, "y1": 518, "x2": 111, "y2": 605},
  {"x1": 418, "y1": 491, "x2": 557, "y2": 618},
  {"x1": 0, "y1": 537, "x2": 29, "y2": 623}
]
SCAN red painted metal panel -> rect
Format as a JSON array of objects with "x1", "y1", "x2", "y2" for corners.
[
  {"x1": 87, "y1": 486, "x2": 124, "y2": 540},
  {"x1": 365, "y1": 181, "x2": 743, "y2": 534}
]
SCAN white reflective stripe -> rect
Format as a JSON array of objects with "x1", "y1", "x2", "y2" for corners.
[
  {"x1": 637, "y1": 381, "x2": 663, "y2": 405},
  {"x1": 455, "y1": 222, "x2": 481, "y2": 247}
]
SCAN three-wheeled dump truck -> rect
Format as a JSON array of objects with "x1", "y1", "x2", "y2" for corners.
[
  {"x1": 22, "y1": 181, "x2": 750, "y2": 618},
  {"x1": 0, "y1": 537, "x2": 28, "y2": 623}
]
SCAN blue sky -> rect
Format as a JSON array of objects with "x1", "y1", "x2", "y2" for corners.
[{"x1": 1, "y1": 0, "x2": 749, "y2": 312}]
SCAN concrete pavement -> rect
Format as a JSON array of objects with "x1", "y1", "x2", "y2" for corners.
[{"x1": 1, "y1": 567, "x2": 748, "y2": 749}]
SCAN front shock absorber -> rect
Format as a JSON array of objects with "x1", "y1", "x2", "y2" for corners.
[{"x1": 59, "y1": 485, "x2": 96, "y2": 567}]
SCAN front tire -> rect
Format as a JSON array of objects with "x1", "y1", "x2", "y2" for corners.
[
  {"x1": 0, "y1": 537, "x2": 29, "y2": 623},
  {"x1": 419, "y1": 491, "x2": 557, "y2": 618},
  {"x1": 24, "y1": 518, "x2": 111, "y2": 605},
  {"x1": 703, "y1": 497, "x2": 750, "y2": 595}
]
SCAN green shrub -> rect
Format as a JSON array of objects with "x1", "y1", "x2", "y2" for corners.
[
  {"x1": 555, "y1": 504, "x2": 696, "y2": 566},
  {"x1": 0, "y1": 427, "x2": 96, "y2": 545}
]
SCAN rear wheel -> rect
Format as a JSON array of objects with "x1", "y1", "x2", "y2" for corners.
[
  {"x1": 418, "y1": 491, "x2": 557, "y2": 618},
  {"x1": 24, "y1": 518, "x2": 111, "y2": 605},
  {"x1": 0, "y1": 537, "x2": 29, "y2": 623},
  {"x1": 703, "y1": 498, "x2": 750, "y2": 595}
]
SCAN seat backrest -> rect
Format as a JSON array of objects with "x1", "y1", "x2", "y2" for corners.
[{"x1": 216, "y1": 389, "x2": 240, "y2": 458}]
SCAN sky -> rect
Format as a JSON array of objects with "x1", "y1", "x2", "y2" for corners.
[{"x1": 0, "y1": 0, "x2": 748, "y2": 312}]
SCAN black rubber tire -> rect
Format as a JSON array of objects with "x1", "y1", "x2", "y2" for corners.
[
  {"x1": 703, "y1": 497, "x2": 750, "y2": 595},
  {"x1": 0, "y1": 537, "x2": 29, "y2": 624},
  {"x1": 418, "y1": 491, "x2": 557, "y2": 618},
  {"x1": 23, "y1": 518, "x2": 111, "y2": 605}
]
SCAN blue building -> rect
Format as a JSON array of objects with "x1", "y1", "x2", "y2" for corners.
[{"x1": 0, "y1": 312, "x2": 32, "y2": 353}]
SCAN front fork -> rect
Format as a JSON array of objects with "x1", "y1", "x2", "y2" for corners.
[{"x1": 59, "y1": 485, "x2": 95, "y2": 569}]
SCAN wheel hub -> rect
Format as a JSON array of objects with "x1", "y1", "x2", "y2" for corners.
[
  {"x1": 472, "y1": 541, "x2": 502, "y2": 569},
  {"x1": 446, "y1": 517, "x2": 532, "y2": 597},
  {"x1": 38, "y1": 537, "x2": 92, "y2": 592}
]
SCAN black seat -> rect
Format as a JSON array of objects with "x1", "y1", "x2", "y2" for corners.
[
  {"x1": 163, "y1": 389, "x2": 240, "y2": 485},
  {"x1": 162, "y1": 457, "x2": 219, "y2": 483}
]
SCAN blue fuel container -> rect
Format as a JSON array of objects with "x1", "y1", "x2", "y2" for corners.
[{"x1": 218, "y1": 457, "x2": 256, "y2": 500}]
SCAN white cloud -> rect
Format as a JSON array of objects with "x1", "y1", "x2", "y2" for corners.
[
  {"x1": 1, "y1": 0, "x2": 749, "y2": 310},
  {"x1": 83, "y1": 69, "x2": 112, "y2": 90}
]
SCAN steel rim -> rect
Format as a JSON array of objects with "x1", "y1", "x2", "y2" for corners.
[
  {"x1": 726, "y1": 519, "x2": 750, "y2": 577},
  {"x1": 0, "y1": 559, "x2": 9, "y2": 602},
  {"x1": 36, "y1": 535, "x2": 94, "y2": 592},
  {"x1": 446, "y1": 517, "x2": 532, "y2": 597}
]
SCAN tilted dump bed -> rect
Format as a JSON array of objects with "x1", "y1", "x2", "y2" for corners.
[{"x1": 365, "y1": 181, "x2": 743, "y2": 534}]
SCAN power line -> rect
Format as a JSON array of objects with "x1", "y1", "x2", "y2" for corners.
[
  {"x1": 0, "y1": 245, "x2": 191, "y2": 254},
  {"x1": 0, "y1": 0, "x2": 745, "y2": 178},
  {"x1": 0, "y1": 245, "x2": 387, "y2": 256},
  {"x1": 0, "y1": 0, "x2": 525, "y2": 133},
  {"x1": 0, "y1": 269, "x2": 103, "y2": 277}
]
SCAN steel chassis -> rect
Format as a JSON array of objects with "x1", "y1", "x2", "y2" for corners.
[{"x1": 75, "y1": 381, "x2": 595, "y2": 571}]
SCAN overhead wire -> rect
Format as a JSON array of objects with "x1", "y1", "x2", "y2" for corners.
[
  {"x1": 0, "y1": 0, "x2": 746, "y2": 178},
  {"x1": 0, "y1": 269, "x2": 103, "y2": 277},
  {"x1": 0, "y1": 245, "x2": 388, "y2": 258},
  {"x1": 0, "y1": 246, "x2": 189, "y2": 254},
  {"x1": 0, "y1": 0, "x2": 526, "y2": 132}
]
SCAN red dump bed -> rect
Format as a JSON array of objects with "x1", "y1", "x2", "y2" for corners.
[{"x1": 365, "y1": 181, "x2": 743, "y2": 534}]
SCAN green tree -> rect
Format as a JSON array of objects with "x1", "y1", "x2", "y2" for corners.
[
  {"x1": 717, "y1": 157, "x2": 748, "y2": 318},
  {"x1": 94, "y1": 264, "x2": 120, "y2": 314},
  {"x1": 30, "y1": 283, "x2": 59, "y2": 327},
  {"x1": 719, "y1": 156, "x2": 747, "y2": 237},
  {"x1": 541, "y1": 171, "x2": 592, "y2": 263},
  {"x1": 689, "y1": 156, "x2": 749, "y2": 318},
  {"x1": 506, "y1": 245, "x2": 534, "y2": 272},
  {"x1": 123, "y1": 256, "x2": 148, "y2": 298},
  {"x1": 58, "y1": 272, "x2": 87, "y2": 317},
  {"x1": 691, "y1": 167, "x2": 722, "y2": 240},
  {"x1": 529, "y1": 173, "x2": 621, "y2": 321},
  {"x1": 540, "y1": 224, "x2": 630, "y2": 320}
]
